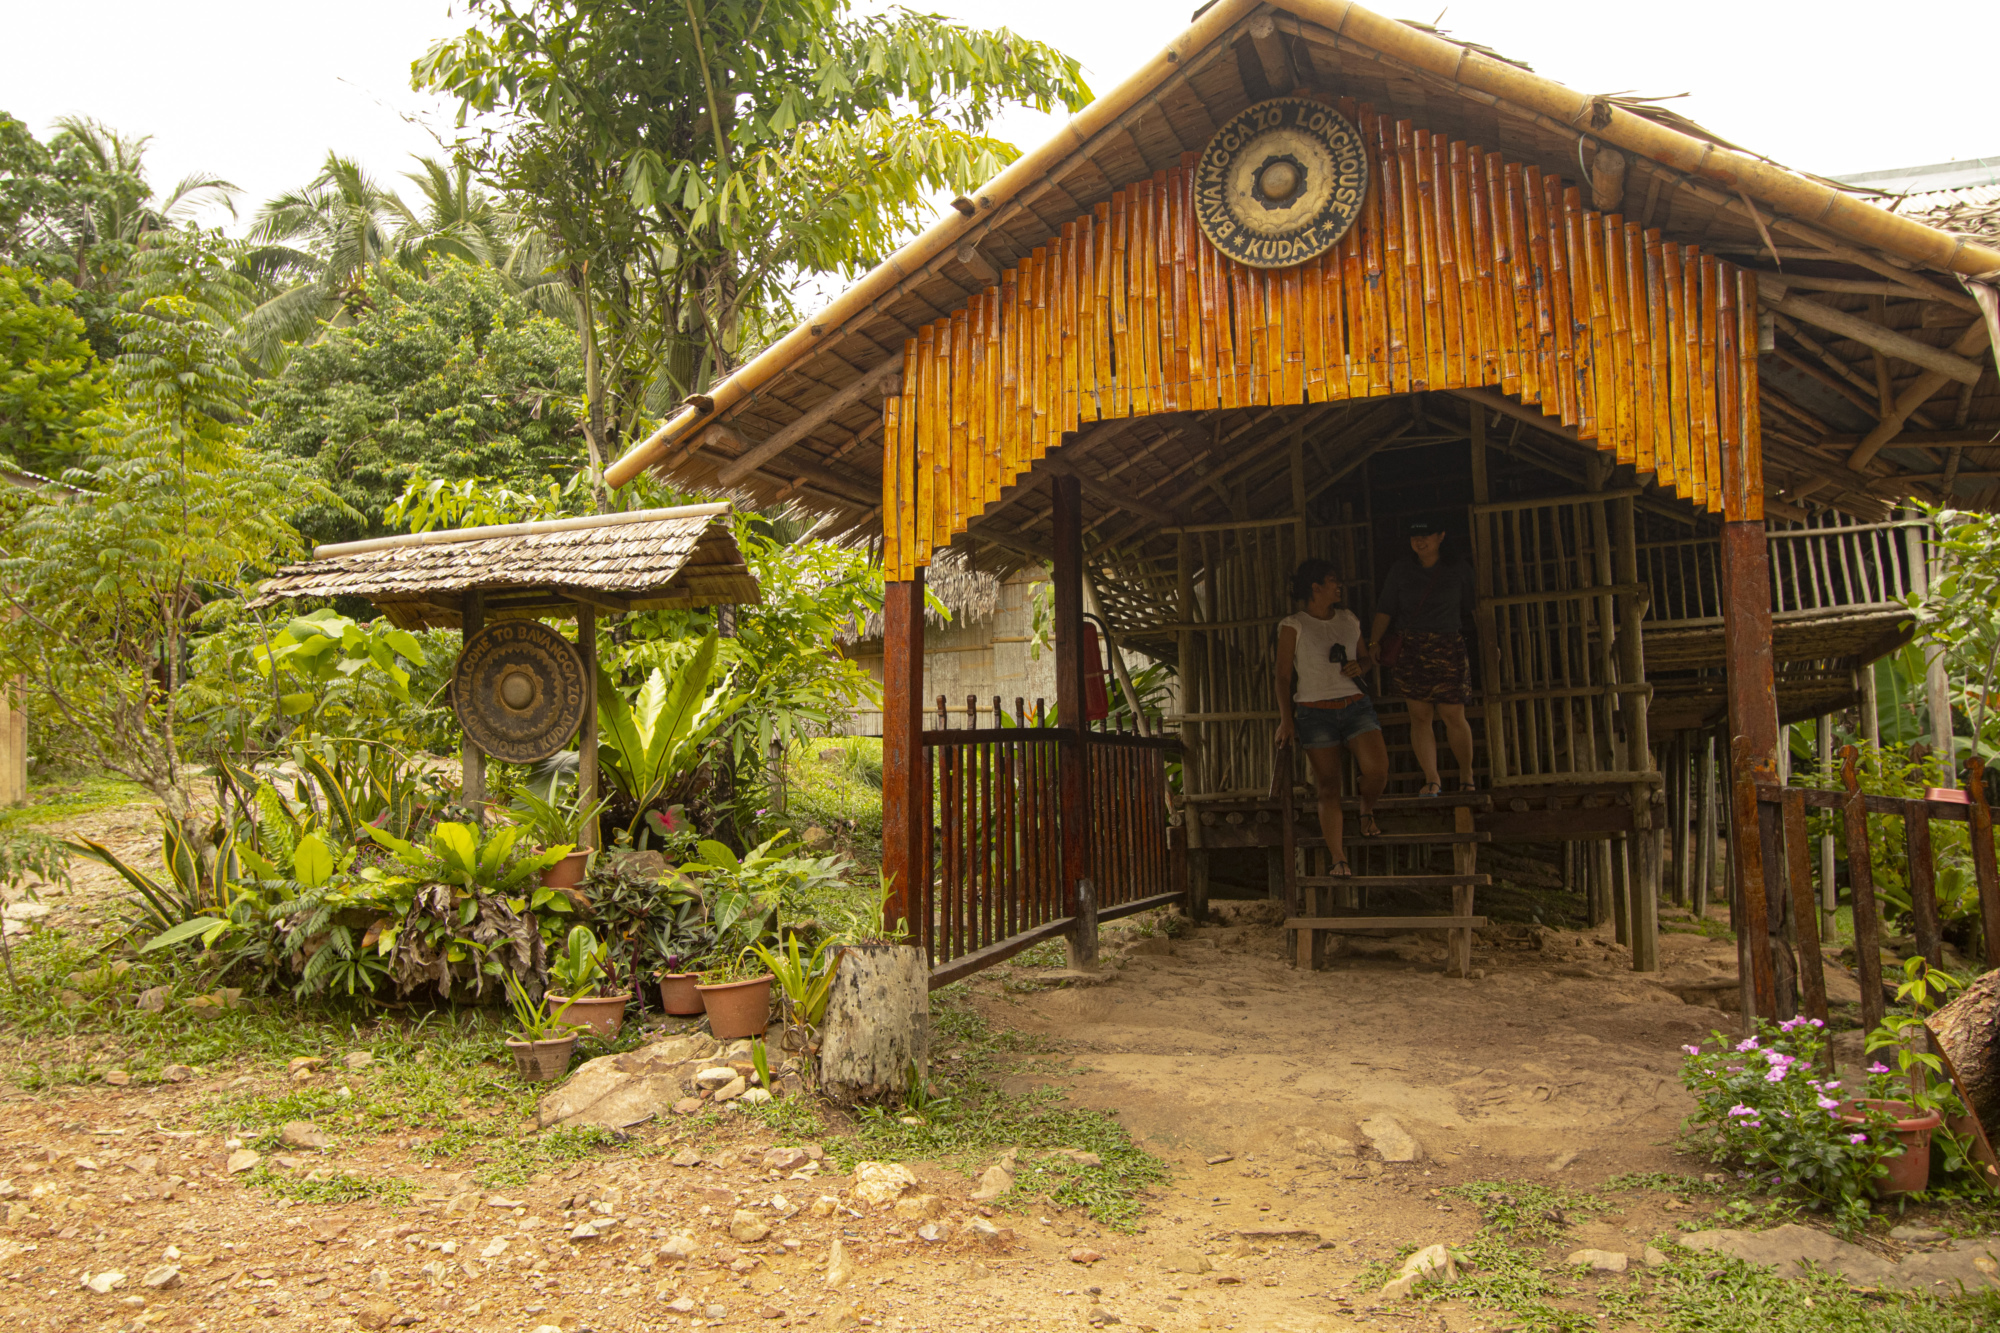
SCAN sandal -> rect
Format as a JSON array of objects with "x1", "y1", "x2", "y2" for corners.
[
  {"x1": 1417, "y1": 782, "x2": 1442, "y2": 798},
  {"x1": 1359, "y1": 814, "x2": 1382, "y2": 839},
  {"x1": 1328, "y1": 860, "x2": 1354, "y2": 878}
]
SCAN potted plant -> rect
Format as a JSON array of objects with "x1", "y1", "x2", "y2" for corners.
[
  {"x1": 640, "y1": 903, "x2": 715, "y2": 1017},
  {"x1": 1845, "y1": 958, "x2": 1965, "y2": 1196},
  {"x1": 545, "y1": 924, "x2": 628, "y2": 1038},
  {"x1": 751, "y1": 931, "x2": 837, "y2": 1048},
  {"x1": 509, "y1": 783, "x2": 609, "y2": 889},
  {"x1": 503, "y1": 971, "x2": 579, "y2": 1082},
  {"x1": 695, "y1": 951, "x2": 775, "y2": 1040}
]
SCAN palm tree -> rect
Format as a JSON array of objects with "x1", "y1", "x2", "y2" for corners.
[{"x1": 239, "y1": 153, "x2": 415, "y2": 364}]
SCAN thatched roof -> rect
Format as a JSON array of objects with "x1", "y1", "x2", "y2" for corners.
[
  {"x1": 1895, "y1": 184, "x2": 2000, "y2": 246},
  {"x1": 839, "y1": 552, "x2": 1006, "y2": 644},
  {"x1": 253, "y1": 504, "x2": 760, "y2": 630}
]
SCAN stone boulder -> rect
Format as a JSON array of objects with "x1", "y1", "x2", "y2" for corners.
[
  {"x1": 537, "y1": 1035, "x2": 720, "y2": 1129},
  {"x1": 1681, "y1": 1226, "x2": 2000, "y2": 1293}
]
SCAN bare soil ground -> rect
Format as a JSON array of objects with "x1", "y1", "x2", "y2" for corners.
[{"x1": 0, "y1": 802, "x2": 1976, "y2": 1333}]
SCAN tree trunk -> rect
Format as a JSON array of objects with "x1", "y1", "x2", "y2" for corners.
[
  {"x1": 817, "y1": 944, "x2": 929, "y2": 1106},
  {"x1": 1930, "y1": 969, "x2": 2000, "y2": 1135}
]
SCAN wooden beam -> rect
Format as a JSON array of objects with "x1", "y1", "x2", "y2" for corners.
[
  {"x1": 460, "y1": 589, "x2": 485, "y2": 817},
  {"x1": 1849, "y1": 320, "x2": 1996, "y2": 469},
  {"x1": 715, "y1": 359, "x2": 902, "y2": 485},
  {"x1": 1763, "y1": 291, "x2": 1986, "y2": 386},
  {"x1": 1038, "y1": 456, "x2": 1180, "y2": 527},
  {"x1": 880, "y1": 573, "x2": 926, "y2": 943},
  {"x1": 953, "y1": 241, "x2": 999, "y2": 285},
  {"x1": 561, "y1": 588, "x2": 632, "y2": 615},
  {"x1": 576, "y1": 607, "x2": 599, "y2": 853}
]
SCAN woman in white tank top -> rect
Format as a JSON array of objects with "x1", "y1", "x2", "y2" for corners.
[{"x1": 1275, "y1": 559, "x2": 1389, "y2": 875}]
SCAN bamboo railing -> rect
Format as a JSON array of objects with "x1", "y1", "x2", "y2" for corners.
[
  {"x1": 882, "y1": 101, "x2": 1767, "y2": 581},
  {"x1": 1642, "y1": 517, "x2": 1930, "y2": 628},
  {"x1": 920, "y1": 696, "x2": 1181, "y2": 974}
]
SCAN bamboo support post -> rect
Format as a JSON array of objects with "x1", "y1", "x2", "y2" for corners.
[
  {"x1": 576, "y1": 607, "x2": 599, "y2": 853},
  {"x1": 1731, "y1": 735, "x2": 1777, "y2": 1024}
]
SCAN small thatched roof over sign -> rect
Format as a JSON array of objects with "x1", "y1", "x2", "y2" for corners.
[{"x1": 253, "y1": 503, "x2": 759, "y2": 630}]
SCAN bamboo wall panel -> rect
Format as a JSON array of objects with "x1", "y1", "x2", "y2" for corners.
[{"x1": 883, "y1": 103, "x2": 1764, "y2": 580}]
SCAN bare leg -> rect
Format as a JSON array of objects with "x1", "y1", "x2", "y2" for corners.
[
  {"x1": 1306, "y1": 745, "x2": 1346, "y2": 866},
  {"x1": 1437, "y1": 702, "x2": 1476, "y2": 787},
  {"x1": 1407, "y1": 698, "x2": 1441, "y2": 789},
  {"x1": 1348, "y1": 727, "x2": 1390, "y2": 819}
]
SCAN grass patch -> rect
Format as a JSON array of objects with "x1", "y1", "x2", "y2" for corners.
[
  {"x1": 0, "y1": 774, "x2": 151, "y2": 831},
  {"x1": 246, "y1": 1165, "x2": 414, "y2": 1208},
  {"x1": 1385, "y1": 1178, "x2": 1999, "y2": 1333},
  {"x1": 469, "y1": 1125, "x2": 640, "y2": 1188},
  {"x1": 774, "y1": 738, "x2": 883, "y2": 864}
]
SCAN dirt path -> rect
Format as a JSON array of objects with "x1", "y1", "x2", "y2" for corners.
[{"x1": 2, "y1": 850, "x2": 1815, "y2": 1333}]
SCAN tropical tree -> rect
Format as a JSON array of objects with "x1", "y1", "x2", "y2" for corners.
[
  {"x1": 240, "y1": 153, "x2": 416, "y2": 363},
  {"x1": 416, "y1": 0, "x2": 1092, "y2": 498},
  {"x1": 249, "y1": 260, "x2": 589, "y2": 543},
  {"x1": 0, "y1": 233, "x2": 323, "y2": 814},
  {"x1": 0, "y1": 112, "x2": 237, "y2": 355},
  {"x1": 0, "y1": 265, "x2": 109, "y2": 473}
]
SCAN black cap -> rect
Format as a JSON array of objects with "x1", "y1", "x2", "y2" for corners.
[{"x1": 1408, "y1": 517, "x2": 1447, "y2": 536}]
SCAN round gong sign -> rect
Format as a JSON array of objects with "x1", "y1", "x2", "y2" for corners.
[
  {"x1": 1194, "y1": 97, "x2": 1369, "y2": 269},
  {"x1": 453, "y1": 621, "x2": 587, "y2": 763}
]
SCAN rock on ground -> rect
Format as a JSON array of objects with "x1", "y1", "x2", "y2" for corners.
[
  {"x1": 536, "y1": 1034, "x2": 720, "y2": 1129},
  {"x1": 1359, "y1": 1115, "x2": 1423, "y2": 1163},
  {"x1": 1380, "y1": 1243, "x2": 1455, "y2": 1299},
  {"x1": 1567, "y1": 1249, "x2": 1628, "y2": 1272},
  {"x1": 850, "y1": 1161, "x2": 918, "y2": 1206}
]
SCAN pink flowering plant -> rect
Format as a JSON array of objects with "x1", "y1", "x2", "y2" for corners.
[{"x1": 1679, "y1": 1016, "x2": 1907, "y2": 1222}]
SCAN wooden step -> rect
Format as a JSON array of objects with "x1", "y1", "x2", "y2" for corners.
[
  {"x1": 1298, "y1": 874, "x2": 1490, "y2": 889},
  {"x1": 1285, "y1": 915, "x2": 1490, "y2": 931},
  {"x1": 1346, "y1": 792, "x2": 1493, "y2": 811},
  {"x1": 1299, "y1": 831, "x2": 1492, "y2": 848}
]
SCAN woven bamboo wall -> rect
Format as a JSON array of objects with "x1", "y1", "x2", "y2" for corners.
[{"x1": 882, "y1": 100, "x2": 1765, "y2": 581}]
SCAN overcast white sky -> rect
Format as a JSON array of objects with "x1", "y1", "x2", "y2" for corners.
[{"x1": 7, "y1": 1, "x2": 1992, "y2": 236}]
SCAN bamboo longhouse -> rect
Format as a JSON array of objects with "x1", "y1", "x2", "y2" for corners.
[{"x1": 604, "y1": 1, "x2": 2000, "y2": 1006}]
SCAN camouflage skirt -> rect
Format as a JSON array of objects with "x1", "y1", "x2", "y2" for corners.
[{"x1": 1390, "y1": 631, "x2": 1472, "y2": 705}]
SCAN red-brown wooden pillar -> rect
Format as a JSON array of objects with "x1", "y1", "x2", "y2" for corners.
[
  {"x1": 1051, "y1": 475, "x2": 1096, "y2": 966},
  {"x1": 1721, "y1": 520, "x2": 1781, "y2": 1020},
  {"x1": 881, "y1": 570, "x2": 926, "y2": 950}
]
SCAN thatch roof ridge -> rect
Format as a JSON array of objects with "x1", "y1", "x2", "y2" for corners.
[
  {"x1": 839, "y1": 552, "x2": 1006, "y2": 644},
  {"x1": 254, "y1": 507, "x2": 758, "y2": 631}
]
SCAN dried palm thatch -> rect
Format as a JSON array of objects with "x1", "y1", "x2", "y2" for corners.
[
  {"x1": 252, "y1": 503, "x2": 759, "y2": 630},
  {"x1": 839, "y1": 551, "x2": 1003, "y2": 644},
  {"x1": 1896, "y1": 184, "x2": 2000, "y2": 244}
]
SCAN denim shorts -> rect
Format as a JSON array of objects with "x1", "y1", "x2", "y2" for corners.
[{"x1": 1294, "y1": 695, "x2": 1381, "y2": 748}]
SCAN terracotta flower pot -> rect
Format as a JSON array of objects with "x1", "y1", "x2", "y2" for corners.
[
  {"x1": 696, "y1": 974, "x2": 774, "y2": 1040},
  {"x1": 546, "y1": 993, "x2": 627, "y2": 1039},
  {"x1": 540, "y1": 849, "x2": 591, "y2": 889},
  {"x1": 506, "y1": 1034, "x2": 577, "y2": 1082},
  {"x1": 1841, "y1": 1098, "x2": 1944, "y2": 1196},
  {"x1": 658, "y1": 972, "x2": 706, "y2": 1016}
]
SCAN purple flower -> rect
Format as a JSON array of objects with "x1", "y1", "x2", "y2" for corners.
[
  {"x1": 1810, "y1": 1019, "x2": 1825, "y2": 1028},
  {"x1": 1848, "y1": 1133, "x2": 1867, "y2": 1144},
  {"x1": 1764, "y1": 1067, "x2": 1787, "y2": 1083},
  {"x1": 1780, "y1": 1016, "x2": 1811, "y2": 1032},
  {"x1": 1816, "y1": 1096, "x2": 1840, "y2": 1112},
  {"x1": 1683, "y1": 1045, "x2": 1702, "y2": 1056},
  {"x1": 1823, "y1": 1081, "x2": 1841, "y2": 1090},
  {"x1": 1736, "y1": 1038, "x2": 1761, "y2": 1053},
  {"x1": 1763, "y1": 1050, "x2": 1791, "y2": 1066},
  {"x1": 1728, "y1": 1104, "x2": 1757, "y2": 1117},
  {"x1": 1867, "y1": 1062, "x2": 1891, "y2": 1074}
]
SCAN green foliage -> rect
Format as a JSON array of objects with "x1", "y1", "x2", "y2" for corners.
[
  {"x1": 751, "y1": 931, "x2": 836, "y2": 1028},
  {"x1": 548, "y1": 923, "x2": 609, "y2": 997},
  {"x1": 1680, "y1": 1017, "x2": 1917, "y2": 1226},
  {"x1": 596, "y1": 633, "x2": 742, "y2": 839},
  {"x1": 1801, "y1": 741, "x2": 1985, "y2": 951},
  {"x1": 0, "y1": 233, "x2": 325, "y2": 811},
  {"x1": 507, "y1": 776, "x2": 607, "y2": 850},
  {"x1": 418, "y1": 0, "x2": 1091, "y2": 483},
  {"x1": 0, "y1": 265, "x2": 109, "y2": 473},
  {"x1": 502, "y1": 967, "x2": 577, "y2": 1040},
  {"x1": 248, "y1": 262, "x2": 588, "y2": 542}
]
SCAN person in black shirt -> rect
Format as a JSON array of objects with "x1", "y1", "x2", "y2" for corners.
[{"x1": 1367, "y1": 518, "x2": 1478, "y2": 795}]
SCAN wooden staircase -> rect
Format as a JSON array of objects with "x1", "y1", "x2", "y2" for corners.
[{"x1": 1268, "y1": 756, "x2": 1495, "y2": 973}]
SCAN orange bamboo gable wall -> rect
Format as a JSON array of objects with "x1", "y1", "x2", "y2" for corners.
[{"x1": 881, "y1": 102, "x2": 1765, "y2": 582}]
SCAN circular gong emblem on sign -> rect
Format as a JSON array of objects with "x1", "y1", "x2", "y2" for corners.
[
  {"x1": 453, "y1": 621, "x2": 587, "y2": 763},
  {"x1": 1194, "y1": 97, "x2": 1370, "y2": 269}
]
